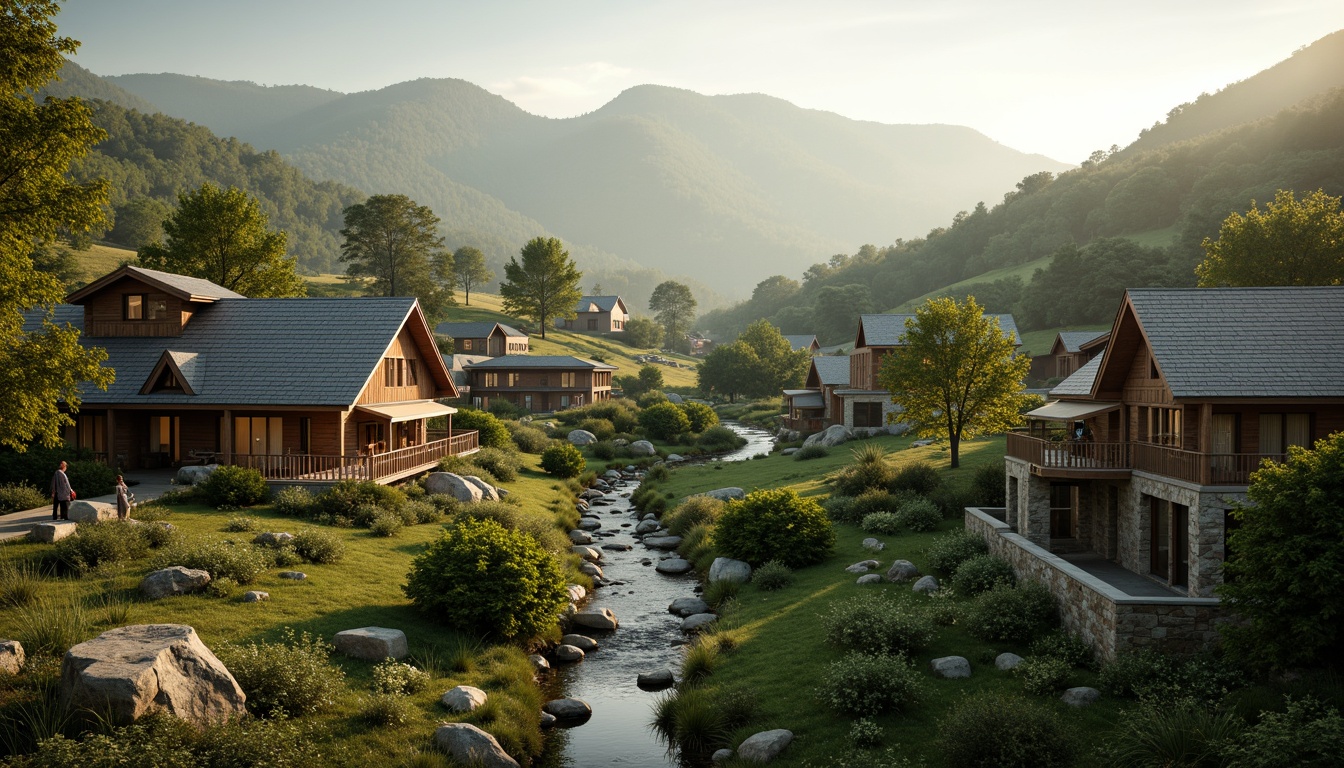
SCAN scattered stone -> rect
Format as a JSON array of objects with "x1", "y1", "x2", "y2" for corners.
[
  {"x1": 780, "y1": 448, "x2": 798, "y2": 456},
  {"x1": 173, "y1": 465, "x2": 217, "y2": 485},
  {"x1": 930, "y1": 656, "x2": 972, "y2": 679},
  {"x1": 61, "y1": 624, "x2": 246, "y2": 726},
  {"x1": 861, "y1": 537, "x2": 886, "y2": 552},
  {"x1": 601, "y1": 543, "x2": 632, "y2": 552},
  {"x1": 845, "y1": 560, "x2": 880, "y2": 574},
  {"x1": 441, "y1": 685, "x2": 488, "y2": 712},
  {"x1": 708, "y1": 557, "x2": 751, "y2": 584},
  {"x1": 571, "y1": 545, "x2": 602, "y2": 562},
  {"x1": 579, "y1": 562, "x2": 604, "y2": 580},
  {"x1": 578, "y1": 519, "x2": 602, "y2": 532},
  {"x1": 637, "y1": 669, "x2": 675, "y2": 690},
  {"x1": 698, "y1": 487, "x2": 745, "y2": 501},
  {"x1": 424, "y1": 472, "x2": 486, "y2": 503},
  {"x1": 562, "y1": 634, "x2": 599, "y2": 652},
  {"x1": 681, "y1": 613, "x2": 719, "y2": 633},
  {"x1": 68, "y1": 500, "x2": 118, "y2": 523},
  {"x1": 642, "y1": 535, "x2": 683, "y2": 550},
  {"x1": 571, "y1": 608, "x2": 619, "y2": 630},
  {"x1": 568, "y1": 429, "x2": 597, "y2": 446},
  {"x1": 656, "y1": 558, "x2": 693, "y2": 575},
  {"x1": 635, "y1": 519, "x2": 661, "y2": 534},
  {"x1": 29, "y1": 521, "x2": 77, "y2": 543},
  {"x1": 0, "y1": 640, "x2": 24, "y2": 675},
  {"x1": 252, "y1": 532, "x2": 293, "y2": 547},
  {"x1": 542, "y1": 698, "x2": 592, "y2": 722},
  {"x1": 712, "y1": 748, "x2": 734, "y2": 763},
  {"x1": 565, "y1": 584, "x2": 587, "y2": 602},
  {"x1": 554, "y1": 644, "x2": 585, "y2": 663},
  {"x1": 1061, "y1": 687, "x2": 1101, "y2": 707},
  {"x1": 568, "y1": 530, "x2": 593, "y2": 545},
  {"x1": 540, "y1": 711, "x2": 557, "y2": 728},
  {"x1": 580, "y1": 489, "x2": 604, "y2": 501},
  {"x1": 278, "y1": 571, "x2": 307, "y2": 580},
  {"x1": 333, "y1": 627, "x2": 408, "y2": 660},
  {"x1": 669, "y1": 597, "x2": 710, "y2": 616},
  {"x1": 602, "y1": 469, "x2": 622, "y2": 480},
  {"x1": 912, "y1": 575, "x2": 940, "y2": 594},
  {"x1": 140, "y1": 566, "x2": 211, "y2": 599},
  {"x1": 528, "y1": 654, "x2": 551, "y2": 673},
  {"x1": 885, "y1": 560, "x2": 920, "y2": 582},
  {"x1": 737, "y1": 729, "x2": 794, "y2": 762},
  {"x1": 911, "y1": 438, "x2": 935, "y2": 447},
  {"x1": 666, "y1": 454, "x2": 685, "y2": 463},
  {"x1": 242, "y1": 591, "x2": 269, "y2": 603},
  {"x1": 629, "y1": 440, "x2": 657, "y2": 456},
  {"x1": 802, "y1": 424, "x2": 852, "y2": 448},
  {"x1": 856, "y1": 574, "x2": 882, "y2": 585},
  {"x1": 434, "y1": 723, "x2": 520, "y2": 768},
  {"x1": 995, "y1": 652, "x2": 1024, "y2": 671}
]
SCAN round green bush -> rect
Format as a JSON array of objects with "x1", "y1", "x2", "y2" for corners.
[
  {"x1": 454, "y1": 499, "x2": 568, "y2": 553},
  {"x1": 540, "y1": 442, "x2": 586, "y2": 478},
  {"x1": 1014, "y1": 656, "x2": 1072, "y2": 696},
  {"x1": 817, "y1": 652, "x2": 925, "y2": 717},
  {"x1": 831, "y1": 458, "x2": 895, "y2": 497},
  {"x1": 936, "y1": 691, "x2": 1075, "y2": 767},
  {"x1": 65, "y1": 459, "x2": 116, "y2": 499},
  {"x1": 1221, "y1": 696, "x2": 1344, "y2": 767},
  {"x1": 290, "y1": 529, "x2": 345, "y2": 564},
  {"x1": 823, "y1": 495, "x2": 861, "y2": 523},
  {"x1": 218, "y1": 628, "x2": 344, "y2": 717},
  {"x1": 469, "y1": 447, "x2": 520, "y2": 482},
  {"x1": 678, "y1": 402, "x2": 718, "y2": 433},
  {"x1": 896, "y1": 497, "x2": 943, "y2": 532},
  {"x1": 55, "y1": 521, "x2": 151, "y2": 573},
  {"x1": 971, "y1": 461, "x2": 1006, "y2": 506},
  {"x1": 591, "y1": 440, "x2": 617, "y2": 460},
  {"x1": 752, "y1": 560, "x2": 794, "y2": 591},
  {"x1": 925, "y1": 530, "x2": 989, "y2": 575},
  {"x1": 402, "y1": 499, "x2": 440, "y2": 525},
  {"x1": 507, "y1": 422, "x2": 551, "y2": 453},
  {"x1": 1029, "y1": 630, "x2": 1096, "y2": 670},
  {"x1": 793, "y1": 444, "x2": 829, "y2": 461},
  {"x1": 150, "y1": 537, "x2": 271, "y2": 584},
  {"x1": 403, "y1": 517, "x2": 568, "y2": 640},
  {"x1": 695, "y1": 425, "x2": 743, "y2": 452},
  {"x1": 714, "y1": 488, "x2": 835, "y2": 568},
  {"x1": 663, "y1": 495, "x2": 726, "y2": 536},
  {"x1": 576, "y1": 418, "x2": 616, "y2": 441},
  {"x1": 951, "y1": 554, "x2": 1017, "y2": 596},
  {"x1": 822, "y1": 592, "x2": 934, "y2": 656},
  {"x1": 891, "y1": 461, "x2": 941, "y2": 495},
  {"x1": 0, "y1": 483, "x2": 49, "y2": 514},
  {"x1": 369, "y1": 513, "x2": 402, "y2": 537},
  {"x1": 639, "y1": 401, "x2": 691, "y2": 441},
  {"x1": 451, "y1": 408, "x2": 512, "y2": 449},
  {"x1": 965, "y1": 582, "x2": 1058, "y2": 643},
  {"x1": 861, "y1": 511, "x2": 903, "y2": 535},
  {"x1": 198, "y1": 465, "x2": 269, "y2": 509},
  {"x1": 314, "y1": 480, "x2": 405, "y2": 520}
]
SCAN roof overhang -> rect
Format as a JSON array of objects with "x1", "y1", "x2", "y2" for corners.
[
  {"x1": 355, "y1": 400, "x2": 457, "y2": 423},
  {"x1": 1026, "y1": 400, "x2": 1121, "y2": 422},
  {"x1": 785, "y1": 392, "x2": 824, "y2": 408}
]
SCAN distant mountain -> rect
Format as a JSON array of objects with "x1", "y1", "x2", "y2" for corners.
[
  {"x1": 42, "y1": 58, "x2": 159, "y2": 113},
  {"x1": 103, "y1": 73, "x2": 1071, "y2": 291}
]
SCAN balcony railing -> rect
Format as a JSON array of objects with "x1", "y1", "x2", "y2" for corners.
[
  {"x1": 1008, "y1": 432, "x2": 1281, "y2": 486},
  {"x1": 230, "y1": 429, "x2": 478, "y2": 483},
  {"x1": 782, "y1": 416, "x2": 827, "y2": 434}
]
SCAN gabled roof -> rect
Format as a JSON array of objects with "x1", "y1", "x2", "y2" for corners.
[
  {"x1": 464, "y1": 355, "x2": 617, "y2": 371},
  {"x1": 139, "y1": 350, "x2": 203, "y2": 395},
  {"x1": 66, "y1": 265, "x2": 244, "y2": 304},
  {"x1": 1050, "y1": 352, "x2": 1104, "y2": 398},
  {"x1": 1106, "y1": 287, "x2": 1344, "y2": 399},
  {"x1": 783, "y1": 334, "x2": 818, "y2": 351},
  {"x1": 857, "y1": 313, "x2": 1020, "y2": 348},
  {"x1": 435, "y1": 321, "x2": 526, "y2": 339},
  {"x1": 1054, "y1": 330, "x2": 1109, "y2": 354},
  {"x1": 809, "y1": 355, "x2": 851, "y2": 387},
  {"x1": 574, "y1": 295, "x2": 626, "y2": 314}
]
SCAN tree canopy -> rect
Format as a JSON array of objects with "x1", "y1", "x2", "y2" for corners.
[
  {"x1": 697, "y1": 320, "x2": 808, "y2": 401},
  {"x1": 0, "y1": 0, "x2": 115, "y2": 450},
  {"x1": 138, "y1": 183, "x2": 306, "y2": 297},
  {"x1": 649, "y1": 280, "x2": 697, "y2": 352},
  {"x1": 451, "y1": 245, "x2": 493, "y2": 305},
  {"x1": 499, "y1": 236, "x2": 582, "y2": 339},
  {"x1": 696, "y1": 341, "x2": 759, "y2": 403},
  {"x1": 877, "y1": 297, "x2": 1030, "y2": 468},
  {"x1": 1196, "y1": 189, "x2": 1344, "y2": 287},
  {"x1": 340, "y1": 193, "x2": 454, "y2": 320},
  {"x1": 623, "y1": 315, "x2": 662, "y2": 349}
]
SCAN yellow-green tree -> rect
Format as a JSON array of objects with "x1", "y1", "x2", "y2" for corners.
[
  {"x1": 499, "y1": 236, "x2": 581, "y2": 339},
  {"x1": 1196, "y1": 189, "x2": 1344, "y2": 287},
  {"x1": 0, "y1": 0, "x2": 115, "y2": 450},
  {"x1": 877, "y1": 297, "x2": 1029, "y2": 468}
]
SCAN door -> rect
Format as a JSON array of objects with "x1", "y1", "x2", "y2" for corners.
[
  {"x1": 149, "y1": 415, "x2": 180, "y2": 466},
  {"x1": 1150, "y1": 497, "x2": 1169, "y2": 579},
  {"x1": 1211, "y1": 414, "x2": 1237, "y2": 480},
  {"x1": 1049, "y1": 483, "x2": 1076, "y2": 539},
  {"x1": 1172, "y1": 503, "x2": 1189, "y2": 587}
]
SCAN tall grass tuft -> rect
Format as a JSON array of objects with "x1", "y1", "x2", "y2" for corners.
[
  {"x1": 681, "y1": 640, "x2": 721, "y2": 685},
  {"x1": 14, "y1": 592, "x2": 94, "y2": 655},
  {"x1": 650, "y1": 685, "x2": 758, "y2": 764},
  {"x1": 1102, "y1": 699, "x2": 1245, "y2": 767},
  {"x1": 0, "y1": 558, "x2": 45, "y2": 607}
]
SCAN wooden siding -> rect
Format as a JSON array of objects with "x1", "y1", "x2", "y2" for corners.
[
  {"x1": 358, "y1": 325, "x2": 442, "y2": 404},
  {"x1": 848, "y1": 347, "x2": 892, "y2": 391},
  {"x1": 1121, "y1": 345, "x2": 1173, "y2": 405},
  {"x1": 83, "y1": 276, "x2": 190, "y2": 337}
]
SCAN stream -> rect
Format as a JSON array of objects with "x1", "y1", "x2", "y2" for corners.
[{"x1": 537, "y1": 421, "x2": 773, "y2": 767}]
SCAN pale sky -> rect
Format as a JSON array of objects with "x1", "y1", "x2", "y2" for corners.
[{"x1": 57, "y1": 0, "x2": 1344, "y2": 163}]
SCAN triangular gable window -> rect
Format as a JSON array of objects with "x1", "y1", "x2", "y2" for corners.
[{"x1": 140, "y1": 350, "x2": 197, "y2": 395}]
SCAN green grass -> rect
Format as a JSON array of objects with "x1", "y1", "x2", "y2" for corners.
[
  {"x1": 74, "y1": 242, "x2": 136, "y2": 284},
  {"x1": 1121, "y1": 224, "x2": 1180, "y2": 249},
  {"x1": 888, "y1": 256, "x2": 1052, "y2": 313}
]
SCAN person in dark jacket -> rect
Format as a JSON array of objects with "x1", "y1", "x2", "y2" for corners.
[{"x1": 51, "y1": 461, "x2": 73, "y2": 520}]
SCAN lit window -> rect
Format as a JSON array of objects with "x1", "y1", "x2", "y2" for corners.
[{"x1": 125, "y1": 294, "x2": 145, "y2": 320}]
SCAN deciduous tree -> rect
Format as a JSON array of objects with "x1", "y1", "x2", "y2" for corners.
[
  {"x1": 139, "y1": 183, "x2": 306, "y2": 297},
  {"x1": 623, "y1": 315, "x2": 662, "y2": 349},
  {"x1": 499, "y1": 236, "x2": 582, "y2": 339},
  {"x1": 1196, "y1": 189, "x2": 1344, "y2": 287},
  {"x1": 738, "y1": 319, "x2": 811, "y2": 393},
  {"x1": 451, "y1": 245, "x2": 492, "y2": 305},
  {"x1": 696, "y1": 341, "x2": 760, "y2": 402},
  {"x1": 648, "y1": 280, "x2": 697, "y2": 352},
  {"x1": 0, "y1": 0, "x2": 115, "y2": 449},
  {"x1": 340, "y1": 194, "x2": 454, "y2": 319},
  {"x1": 877, "y1": 297, "x2": 1030, "y2": 468}
]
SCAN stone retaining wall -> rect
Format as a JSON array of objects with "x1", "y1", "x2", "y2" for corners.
[{"x1": 965, "y1": 507, "x2": 1225, "y2": 661}]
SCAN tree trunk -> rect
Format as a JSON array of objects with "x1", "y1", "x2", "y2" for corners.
[{"x1": 949, "y1": 432, "x2": 961, "y2": 469}]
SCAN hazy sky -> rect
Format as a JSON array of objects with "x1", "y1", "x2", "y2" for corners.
[{"x1": 57, "y1": 0, "x2": 1344, "y2": 163}]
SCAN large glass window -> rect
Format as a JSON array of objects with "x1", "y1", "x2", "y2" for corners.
[
  {"x1": 853, "y1": 402, "x2": 883, "y2": 428},
  {"x1": 125, "y1": 294, "x2": 144, "y2": 320}
]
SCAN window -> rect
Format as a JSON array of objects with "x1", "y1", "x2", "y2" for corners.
[
  {"x1": 614, "y1": 320, "x2": 623, "y2": 330},
  {"x1": 561, "y1": 371, "x2": 575, "y2": 388},
  {"x1": 483, "y1": 372, "x2": 498, "y2": 387},
  {"x1": 560, "y1": 395, "x2": 571, "y2": 409},
  {"x1": 507, "y1": 373, "x2": 520, "y2": 387},
  {"x1": 463, "y1": 339, "x2": 473, "y2": 350},
  {"x1": 524, "y1": 394, "x2": 533, "y2": 411},
  {"x1": 1150, "y1": 496, "x2": 1169, "y2": 579},
  {"x1": 1050, "y1": 483, "x2": 1076, "y2": 538},
  {"x1": 406, "y1": 359, "x2": 418, "y2": 387},
  {"x1": 384, "y1": 358, "x2": 397, "y2": 387},
  {"x1": 853, "y1": 402, "x2": 883, "y2": 428},
  {"x1": 299, "y1": 417, "x2": 311, "y2": 454},
  {"x1": 125, "y1": 294, "x2": 145, "y2": 320},
  {"x1": 1259, "y1": 413, "x2": 1311, "y2": 456},
  {"x1": 147, "y1": 297, "x2": 168, "y2": 320},
  {"x1": 587, "y1": 319, "x2": 598, "y2": 330},
  {"x1": 1145, "y1": 407, "x2": 1182, "y2": 447}
]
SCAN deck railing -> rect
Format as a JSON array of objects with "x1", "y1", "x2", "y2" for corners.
[
  {"x1": 230, "y1": 429, "x2": 479, "y2": 483},
  {"x1": 1008, "y1": 432, "x2": 1280, "y2": 486},
  {"x1": 782, "y1": 416, "x2": 827, "y2": 434}
]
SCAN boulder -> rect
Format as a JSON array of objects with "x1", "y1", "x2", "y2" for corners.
[
  {"x1": 333, "y1": 627, "x2": 408, "y2": 660},
  {"x1": 441, "y1": 685, "x2": 488, "y2": 712},
  {"x1": 1061, "y1": 687, "x2": 1101, "y2": 707},
  {"x1": 845, "y1": 560, "x2": 880, "y2": 574},
  {"x1": 656, "y1": 558, "x2": 693, "y2": 575},
  {"x1": 708, "y1": 557, "x2": 752, "y2": 584},
  {"x1": 571, "y1": 608, "x2": 618, "y2": 630},
  {"x1": 995, "y1": 652, "x2": 1024, "y2": 671},
  {"x1": 554, "y1": 644, "x2": 585, "y2": 663},
  {"x1": 0, "y1": 640, "x2": 24, "y2": 675},
  {"x1": 528, "y1": 654, "x2": 550, "y2": 672},
  {"x1": 666, "y1": 454, "x2": 685, "y2": 463},
  {"x1": 424, "y1": 472, "x2": 483, "y2": 503},
  {"x1": 713, "y1": 748, "x2": 734, "y2": 763},
  {"x1": 542, "y1": 698, "x2": 592, "y2": 722},
  {"x1": 665, "y1": 392, "x2": 684, "y2": 404},
  {"x1": 612, "y1": 438, "x2": 629, "y2": 447},
  {"x1": 857, "y1": 574, "x2": 882, "y2": 585},
  {"x1": 278, "y1": 571, "x2": 307, "y2": 580},
  {"x1": 68, "y1": 500, "x2": 118, "y2": 523},
  {"x1": 579, "y1": 562, "x2": 604, "y2": 580},
  {"x1": 802, "y1": 424, "x2": 851, "y2": 448},
  {"x1": 562, "y1": 634, "x2": 599, "y2": 652},
  {"x1": 578, "y1": 519, "x2": 602, "y2": 532},
  {"x1": 699, "y1": 487, "x2": 745, "y2": 501},
  {"x1": 434, "y1": 723, "x2": 520, "y2": 768},
  {"x1": 602, "y1": 543, "x2": 632, "y2": 552},
  {"x1": 629, "y1": 440, "x2": 657, "y2": 456},
  {"x1": 643, "y1": 535, "x2": 683, "y2": 550},
  {"x1": 580, "y1": 489, "x2": 605, "y2": 501},
  {"x1": 885, "y1": 560, "x2": 920, "y2": 582},
  {"x1": 780, "y1": 447, "x2": 798, "y2": 456},
  {"x1": 571, "y1": 545, "x2": 602, "y2": 562},
  {"x1": 737, "y1": 729, "x2": 794, "y2": 762},
  {"x1": 681, "y1": 613, "x2": 719, "y2": 633},
  {"x1": 251, "y1": 532, "x2": 293, "y2": 547},
  {"x1": 540, "y1": 711, "x2": 557, "y2": 728},
  {"x1": 29, "y1": 520, "x2": 77, "y2": 543},
  {"x1": 565, "y1": 584, "x2": 587, "y2": 603},
  {"x1": 911, "y1": 438, "x2": 935, "y2": 448},
  {"x1": 461, "y1": 476, "x2": 501, "y2": 501},
  {"x1": 568, "y1": 429, "x2": 597, "y2": 446},
  {"x1": 61, "y1": 624, "x2": 246, "y2": 726},
  {"x1": 173, "y1": 465, "x2": 217, "y2": 486},
  {"x1": 637, "y1": 669, "x2": 675, "y2": 691},
  {"x1": 568, "y1": 530, "x2": 593, "y2": 545},
  {"x1": 242, "y1": 591, "x2": 269, "y2": 603},
  {"x1": 930, "y1": 656, "x2": 972, "y2": 679},
  {"x1": 602, "y1": 470, "x2": 622, "y2": 481},
  {"x1": 669, "y1": 597, "x2": 710, "y2": 617},
  {"x1": 862, "y1": 537, "x2": 886, "y2": 551},
  {"x1": 635, "y1": 519, "x2": 661, "y2": 534},
  {"x1": 912, "y1": 575, "x2": 940, "y2": 594},
  {"x1": 140, "y1": 566, "x2": 211, "y2": 599}
]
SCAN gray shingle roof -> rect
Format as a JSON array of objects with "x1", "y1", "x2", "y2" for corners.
[
  {"x1": 811, "y1": 355, "x2": 851, "y2": 386},
  {"x1": 575, "y1": 295, "x2": 624, "y2": 313},
  {"x1": 859, "y1": 313, "x2": 1020, "y2": 347},
  {"x1": 783, "y1": 334, "x2": 818, "y2": 351},
  {"x1": 1129, "y1": 287, "x2": 1344, "y2": 398},
  {"x1": 463, "y1": 355, "x2": 616, "y2": 371},
  {"x1": 126, "y1": 266, "x2": 245, "y2": 300},
  {"x1": 31, "y1": 298, "x2": 418, "y2": 406},
  {"x1": 1050, "y1": 352, "x2": 1104, "y2": 397},
  {"x1": 1057, "y1": 331, "x2": 1108, "y2": 353},
  {"x1": 435, "y1": 321, "x2": 527, "y2": 339}
]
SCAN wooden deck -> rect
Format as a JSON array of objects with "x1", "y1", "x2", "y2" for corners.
[
  {"x1": 1007, "y1": 432, "x2": 1279, "y2": 486},
  {"x1": 230, "y1": 429, "x2": 478, "y2": 485}
]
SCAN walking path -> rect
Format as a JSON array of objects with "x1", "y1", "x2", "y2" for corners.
[{"x1": 0, "y1": 469, "x2": 180, "y2": 542}]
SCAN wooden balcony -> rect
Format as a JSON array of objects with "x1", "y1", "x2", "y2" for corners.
[
  {"x1": 231, "y1": 429, "x2": 479, "y2": 485},
  {"x1": 782, "y1": 415, "x2": 827, "y2": 434},
  {"x1": 1007, "y1": 432, "x2": 1280, "y2": 485}
]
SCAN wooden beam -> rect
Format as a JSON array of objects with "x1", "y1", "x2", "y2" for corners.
[
  {"x1": 222, "y1": 410, "x2": 232, "y2": 464},
  {"x1": 1199, "y1": 403, "x2": 1213, "y2": 455}
]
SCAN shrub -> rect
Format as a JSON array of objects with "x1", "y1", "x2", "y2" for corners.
[
  {"x1": 368, "y1": 513, "x2": 402, "y2": 537},
  {"x1": 817, "y1": 652, "x2": 925, "y2": 716},
  {"x1": 358, "y1": 693, "x2": 413, "y2": 727},
  {"x1": 487, "y1": 398, "x2": 526, "y2": 419},
  {"x1": 831, "y1": 445, "x2": 896, "y2": 496},
  {"x1": 436, "y1": 454, "x2": 502, "y2": 487},
  {"x1": 142, "y1": 521, "x2": 175, "y2": 548},
  {"x1": 222, "y1": 516, "x2": 257, "y2": 532},
  {"x1": 636, "y1": 389, "x2": 668, "y2": 408},
  {"x1": 936, "y1": 691, "x2": 1076, "y2": 767},
  {"x1": 314, "y1": 480, "x2": 405, "y2": 520},
  {"x1": 639, "y1": 402, "x2": 691, "y2": 440},
  {"x1": 752, "y1": 560, "x2": 793, "y2": 591},
  {"x1": 507, "y1": 422, "x2": 551, "y2": 453},
  {"x1": 951, "y1": 554, "x2": 1017, "y2": 596},
  {"x1": 452, "y1": 408, "x2": 512, "y2": 449},
  {"x1": 930, "y1": 484, "x2": 978, "y2": 519},
  {"x1": 404, "y1": 518, "x2": 567, "y2": 640},
  {"x1": 65, "y1": 459, "x2": 116, "y2": 498},
  {"x1": 150, "y1": 537, "x2": 271, "y2": 584},
  {"x1": 650, "y1": 685, "x2": 757, "y2": 764},
  {"x1": 152, "y1": 487, "x2": 196, "y2": 506},
  {"x1": 703, "y1": 578, "x2": 740, "y2": 609},
  {"x1": 12, "y1": 592, "x2": 93, "y2": 655},
  {"x1": 663, "y1": 495, "x2": 726, "y2": 536},
  {"x1": 714, "y1": 488, "x2": 835, "y2": 568},
  {"x1": 540, "y1": 442, "x2": 586, "y2": 478},
  {"x1": 218, "y1": 628, "x2": 345, "y2": 717},
  {"x1": 862, "y1": 511, "x2": 903, "y2": 535},
  {"x1": 850, "y1": 718, "x2": 885, "y2": 749},
  {"x1": 853, "y1": 488, "x2": 909, "y2": 518},
  {"x1": 1029, "y1": 630, "x2": 1096, "y2": 670},
  {"x1": 469, "y1": 447, "x2": 519, "y2": 482},
  {"x1": 1099, "y1": 650, "x2": 1244, "y2": 703},
  {"x1": 131, "y1": 502, "x2": 172, "y2": 521},
  {"x1": 349, "y1": 503, "x2": 382, "y2": 528},
  {"x1": 1103, "y1": 698, "x2": 1246, "y2": 767},
  {"x1": 1014, "y1": 656, "x2": 1072, "y2": 695},
  {"x1": 896, "y1": 496, "x2": 943, "y2": 532},
  {"x1": 925, "y1": 530, "x2": 989, "y2": 575},
  {"x1": 54, "y1": 521, "x2": 150, "y2": 572},
  {"x1": 403, "y1": 499, "x2": 440, "y2": 525},
  {"x1": 695, "y1": 425, "x2": 743, "y2": 452},
  {"x1": 971, "y1": 460, "x2": 1006, "y2": 506},
  {"x1": 557, "y1": 400, "x2": 642, "y2": 433},
  {"x1": 679, "y1": 402, "x2": 718, "y2": 433},
  {"x1": 371, "y1": 657, "x2": 431, "y2": 695},
  {"x1": 197, "y1": 465, "x2": 269, "y2": 509},
  {"x1": 822, "y1": 592, "x2": 935, "y2": 656},
  {"x1": 0, "y1": 483, "x2": 48, "y2": 514},
  {"x1": 824, "y1": 495, "x2": 861, "y2": 523},
  {"x1": 1098, "y1": 648, "x2": 1179, "y2": 699},
  {"x1": 591, "y1": 440, "x2": 617, "y2": 460},
  {"x1": 890, "y1": 461, "x2": 941, "y2": 495},
  {"x1": 0, "y1": 558, "x2": 43, "y2": 607},
  {"x1": 1223, "y1": 696, "x2": 1344, "y2": 767},
  {"x1": 793, "y1": 444, "x2": 829, "y2": 461},
  {"x1": 575, "y1": 418, "x2": 615, "y2": 441},
  {"x1": 290, "y1": 529, "x2": 345, "y2": 564},
  {"x1": 455, "y1": 500, "x2": 568, "y2": 553},
  {"x1": 965, "y1": 583, "x2": 1058, "y2": 643}
]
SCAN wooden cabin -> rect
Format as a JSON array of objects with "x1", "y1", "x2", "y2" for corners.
[
  {"x1": 1028, "y1": 330, "x2": 1109, "y2": 383},
  {"x1": 782, "y1": 355, "x2": 850, "y2": 434},
  {"x1": 435, "y1": 321, "x2": 529, "y2": 357},
  {"x1": 464, "y1": 355, "x2": 616, "y2": 413},
  {"x1": 558, "y1": 295, "x2": 629, "y2": 333}
]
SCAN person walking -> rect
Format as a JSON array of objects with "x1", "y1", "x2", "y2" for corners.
[
  {"x1": 115, "y1": 475, "x2": 131, "y2": 520},
  {"x1": 51, "y1": 461, "x2": 74, "y2": 521}
]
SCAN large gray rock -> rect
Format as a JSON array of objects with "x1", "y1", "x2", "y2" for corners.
[
  {"x1": 571, "y1": 545, "x2": 601, "y2": 562},
  {"x1": 252, "y1": 532, "x2": 293, "y2": 547},
  {"x1": 737, "y1": 729, "x2": 794, "y2": 762},
  {"x1": 713, "y1": 748, "x2": 734, "y2": 763},
  {"x1": 29, "y1": 520, "x2": 77, "y2": 543},
  {"x1": 61, "y1": 624, "x2": 246, "y2": 726},
  {"x1": 333, "y1": 627, "x2": 408, "y2": 660},
  {"x1": 637, "y1": 669, "x2": 675, "y2": 690},
  {"x1": 554, "y1": 644, "x2": 585, "y2": 663},
  {"x1": 656, "y1": 558, "x2": 693, "y2": 575},
  {"x1": 140, "y1": 566, "x2": 211, "y2": 599},
  {"x1": 528, "y1": 654, "x2": 550, "y2": 672},
  {"x1": 669, "y1": 597, "x2": 710, "y2": 616},
  {"x1": 424, "y1": 472, "x2": 483, "y2": 503},
  {"x1": 635, "y1": 519, "x2": 661, "y2": 534},
  {"x1": 862, "y1": 537, "x2": 886, "y2": 552},
  {"x1": 699, "y1": 487, "x2": 745, "y2": 501},
  {"x1": 441, "y1": 685, "x2": 488, "y2": 712},
  {"x1": 930, "y1": 656, "x2": 972, "y2": 679},
  {"x1": 708, "y1": 557, "x2": 752, "y2": 584},
  {"x1": 579, "y1": 561, "x2": 604, "y2": 580},
  {"x1": 173, "y1": 465, "x2": 218, "y2": 486},
  {"x1": 643, "y1": 535, "x2": 683, "y2": 550},
  {"x1": 434, "y1": 722, "x2": 519, "y2": 768},
  {"x1": 0, "y1": 640, "x2": 24, "y2": 675},
  {"x1": 856, "y1": 574, "x2": 882, "y2": 585},
  {"x1": 845, "y1": 560, "x2": 880, "y2": 574},
  {"x1": 543, "y1": 697, "x2": 592, "y2": 721},
  {"x1": 565, "y1": 584, "x2": 587, "y2": 603},
  {"x1": 912, "y1": 575, "x2": 940, "y2": 594},
  {"x1": 885, "y1": 559, "x2": 921, "y2": 582},
  {"x1": 802, "y1": 424, "x2": 851, "y2": 448},
  {"x1": 568, "y1": 429, "x2": 597, "y2": 446},
  {"x1": 571, "y1": 608, "x2": 618, "y2": 630},
  {"x1": 68, "y1": 501, "x2": 118, "y2": 523},
  {"x1": 568, "y1": 529, "x2": 593, "y2": 545},
  {"x1": 995, "y1": 652, "x2": 1024, "y2": 671},
  {"x1": 681, "y1": 613, "x2": 719, "y2": 633},
  {"x1": 577, "y1": 519, "x2": 602, "y2": 532},
  {"x1": 461, "y1": 476, "x2": 501, "y2": 501},
  {"x1": 629, "y1": 440, "x2": 657, "y2": 456},
  {"x1": 665, "y1": 392, "x2": 684, "y2": 404},
  {"x1": 562, "y1": 634, "x2": 599, "y2": 652},
  {"x1": 1061, "y1": 687, "x2": 1101, "y2": 707},
  {"x1": 242, "y1": 591, "x2": 269, "y2": 603}
]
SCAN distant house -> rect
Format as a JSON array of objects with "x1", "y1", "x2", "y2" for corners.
[
  {"x1": 782, "y1": 355, "x2": 850, "y2": 434},
  {"x1": 836, "y1": 313, "x2": 1021, "y2": 430},
  {"x1": 783, "y1": 334, "x2": 821, "y2": 355},
  {"x1": 464, "y1": 355, "x2": 617, "y2": 413},
  {"x1": 444, "y1": 354, "x2": 493, "y2": 399},
  {"x1": 687, "y1": 333, "x2": 713, "y2": 356},
  {"x1": 558, "y1": 295, "x2": 629, "y2": 333},
  {"x1": 1028, "y1": 330, "x2": 1109, "y2": 382},
  {"x1": 435, "y1": 321, "x2": 529, "y2": 357},
  {"x1": 40, "y1": 265, "x2": 477, "y2": 485}
]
